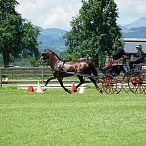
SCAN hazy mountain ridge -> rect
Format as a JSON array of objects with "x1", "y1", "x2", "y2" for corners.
[
  {"x1": 122, "y1": 27, "x2": 146, "y2": 38},
  {"x1": 38, "y1": 17, "x2": 146, "y2": 53},
  {"x1": 122, "y1": 17, "x2": 146, "y2": 38},
  {"x1": 123, "y1": 17, "x2": 146, "y2": 29},
  {"x1": 38, "y1": 27, "x2": 66, "y2": 54}
]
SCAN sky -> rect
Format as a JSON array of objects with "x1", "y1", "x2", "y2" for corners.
[{"x1": 16, "y1": 0, "x2": 146, "y2": 30}]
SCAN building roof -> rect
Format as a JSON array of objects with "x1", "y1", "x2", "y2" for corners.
[{"x1": 124, "y1": 38, "x2": 146, "y2": 53}]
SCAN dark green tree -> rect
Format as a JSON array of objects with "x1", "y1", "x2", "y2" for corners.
[
  {"x1": 0, "y1": 0, "x2": 22, "y2": 66},
  {"x1": 0, "y1": 0, "x2": 40, "y2": 67},
  {"x1": 64, "y1": 0, "x2": 121, "y2": 64},
  {"x1": 21, "y1": 20, "x2": 40, "y2": 58}
]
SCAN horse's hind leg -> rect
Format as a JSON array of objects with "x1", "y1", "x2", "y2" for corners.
[
  {"x1": 57, "y1": 77, "x2": 71, "y2": 94},
  {"x1": 76, "y1": 76, "x2": 85, "y2": 91},
  {"x1": 88, "y1": 77, "x2": 102, "y2": 93}
]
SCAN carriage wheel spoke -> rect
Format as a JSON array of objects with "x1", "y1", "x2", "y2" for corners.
[
  {"x1": 102, "y1": 76, "x2": 117, "y2": 94},
  {"x1": 128, "y1": 75, "x2": 145, "y2": 94},
  {"x1": 122, "y1": 75, "x2": 130, "y2": 93}
]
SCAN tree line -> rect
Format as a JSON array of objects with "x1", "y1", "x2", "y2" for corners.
[
  {"x1": 0, "y1": 0, "x2": 40, "y2": 67},
  {"x1": 61, "y1": 0, "x2": 122, "y2": 65},
  {"x1": 0, "y1": 0, "x2": 121, "y2": 67}
]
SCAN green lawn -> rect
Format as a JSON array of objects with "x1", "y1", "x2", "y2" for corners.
[{"x1": 0, "y1": 86, "x2": 146, "y2": 146}]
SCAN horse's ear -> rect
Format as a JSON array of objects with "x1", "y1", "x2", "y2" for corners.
[{"x1": 44, "y1": 48, "x2": 49, "y2": 52}]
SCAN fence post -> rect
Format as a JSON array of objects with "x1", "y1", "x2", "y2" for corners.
[
  {"x1": 41, "y1": 66, "x2": 44, "y2": 84},
  {"x1": 0, "y1": 68, "x2": 2, "y2": 88},
  {"x1": 33, "y1": 68, "x2": 36, "y2": 79}
]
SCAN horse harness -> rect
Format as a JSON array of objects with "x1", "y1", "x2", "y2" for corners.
[
  {"x1": 53, "y1": 60, "x2": 86, "y2": 75},
  {"x1": 54, "y1": 61, "x2": 65, "y2": 72}
]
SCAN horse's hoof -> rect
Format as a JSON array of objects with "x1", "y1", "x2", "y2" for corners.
[
  {"x1": 74, "y1": 89, "x2": 77, "y2": 92},
  {"x1": 69, "y1": 89, "x2": 76, "y2": 94},
  {"x1": 99, "y1": 89, "x2": 103, "y2": 94},
  {"x1": 42, "y1": 86, "x2": 47, "y2": 91}
]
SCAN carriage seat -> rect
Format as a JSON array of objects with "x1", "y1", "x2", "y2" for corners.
[{"x1": 133, "y1": 63, "x2": 145, "y2": 71}]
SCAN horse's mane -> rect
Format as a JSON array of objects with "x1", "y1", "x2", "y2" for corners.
[
  {"x1": 44, "y1": 49, "x2": 92, "y2": 64},
  {"x1": 44, "y1": 49, "x2": 62, "y2": 60}
]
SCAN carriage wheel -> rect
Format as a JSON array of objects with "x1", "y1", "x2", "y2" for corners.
[
  {"x1": 122, "y1": 74, "x2": 131, "y2": 93},
  {"x1": 143, "y1": 79, "x2": 146, "y2": 94},
  {"x1": 102, "y1": 75, "x2": 117, "y2": 94},
  {"x1": 114, "y1": 76, "x2": 123, "y2": 94},
  {"x1": 128, "y1": 74, "x2": 145, "y2": 94}
]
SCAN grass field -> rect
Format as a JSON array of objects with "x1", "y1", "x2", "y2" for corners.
[{"x1": 0, "y1": 86, "x2": 146, "y2": 146}]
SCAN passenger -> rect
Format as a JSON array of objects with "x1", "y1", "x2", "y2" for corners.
[{"x1": 129, "y1": 44, "x2": 145, "y2": 70}]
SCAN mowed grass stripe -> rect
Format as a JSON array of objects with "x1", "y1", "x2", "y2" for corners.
[{"x1": 0, "y1": 88, "x2": 146, "y2": 146}]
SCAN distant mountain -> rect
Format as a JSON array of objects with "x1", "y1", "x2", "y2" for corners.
[
  {"x1": 121, "y1": 17, "x2": 146, "y2": 38},
  {"x1": 37, "y1": 17, "x2": 146, "y2": 54},
  {"x1": 119, "y1": 25, "x2": 127, "y2": 30},
  {"x1": 122, "y1": 27, "x2": 146, "y2": 38},
  {"x1": 38, "y1": 27, "x2": 66, "y2": 54},
  {"x1": 123, "y1": 17, "x2": 146, "y2": 29}
]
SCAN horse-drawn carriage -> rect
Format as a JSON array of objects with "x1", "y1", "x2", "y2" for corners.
[
  {"x1": 40, "y1": 49, "x2": 146, "y2": 94},
  {"x1": 99, "y1": 60, "x2": 145, "y2": 94}
]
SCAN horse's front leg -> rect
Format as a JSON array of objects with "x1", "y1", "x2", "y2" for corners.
[
  {"x1": 43, "y1": 76, "x2": 56, "y2": 90},
  {"x1": 57, "y1": 77, "x2": 71, "y2": 94}
]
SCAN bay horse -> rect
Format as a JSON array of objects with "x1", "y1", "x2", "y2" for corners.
[{"x1": 40, "y1": 49, "x2": 102, "y2": 94}]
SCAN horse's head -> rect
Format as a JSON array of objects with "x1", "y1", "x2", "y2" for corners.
[
  {"x1": 40, "y1": 52, "x2": 48, "y2": 64},
  {"x1": 40, "y1": 49, "x2": 51, "y2": 64},
  {"x1": 40, "y1": 49, "x2": 59, "y2": 65}
]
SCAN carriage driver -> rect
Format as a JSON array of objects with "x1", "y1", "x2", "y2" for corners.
[
  {"x1": 100, "y1": 41, "x2": 126, "y2": 73},
  {"x1": 129, "y1": 44, "x2": 145, "y2": 70}
]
